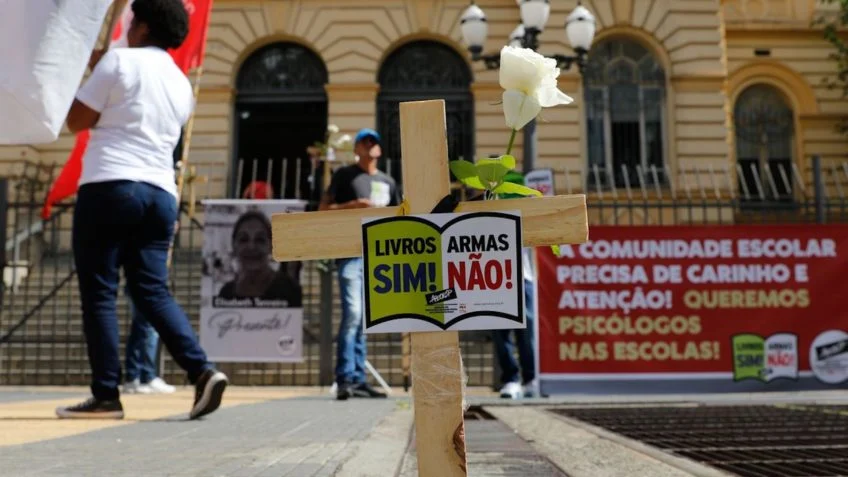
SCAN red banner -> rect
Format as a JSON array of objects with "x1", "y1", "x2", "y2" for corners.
[{"x1": 537, "y1": 224, "x2": 848, "y2": 387}]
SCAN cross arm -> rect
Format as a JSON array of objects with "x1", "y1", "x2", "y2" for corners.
[
  {"x1": 270, "y1": 194, "x2": 587, "y2": 262},
  {"x1": 460, "y1": 194, "x2": 588, "y2": 246},
  {"x1": 271, "y1": 206, "x2": 400, "y2": 262}
]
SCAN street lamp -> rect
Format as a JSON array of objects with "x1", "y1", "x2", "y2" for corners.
[{"x1": 460, "y1": 0, "x2": 596, "y2": 174}]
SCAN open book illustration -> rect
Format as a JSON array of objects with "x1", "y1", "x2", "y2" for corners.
[{"x1": 362, "y1": 211, "x2": 525, "y2": 333}]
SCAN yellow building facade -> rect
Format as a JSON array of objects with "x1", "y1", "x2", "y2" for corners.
[{"x1": 2, "y1": 0, "x2": 846, "y2": 203}]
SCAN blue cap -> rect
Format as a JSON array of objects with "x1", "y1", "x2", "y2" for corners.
[{"x1": 354, "y1": 128, "x2": 381, "y2": 145}]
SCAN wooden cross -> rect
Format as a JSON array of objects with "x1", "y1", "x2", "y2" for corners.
[{"x1": 271, "y1": 100, "x2": 588, "y2": 477}]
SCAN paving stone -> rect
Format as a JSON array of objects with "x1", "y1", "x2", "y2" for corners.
[
  {"x1": 0, "y1": 391, "x2": 82, "y2": 403},
  {"x1": 0, "y1": 396, "x2": 397, "y2": 477}
]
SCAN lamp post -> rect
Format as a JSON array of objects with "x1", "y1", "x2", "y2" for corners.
[{"x1": 460, "y1": 0, "x2": 596, "y2": 174}]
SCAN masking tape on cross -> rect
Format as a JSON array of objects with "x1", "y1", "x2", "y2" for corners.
[{"x1": 410, "y1": 345, "x2": 469, "y2": 412}]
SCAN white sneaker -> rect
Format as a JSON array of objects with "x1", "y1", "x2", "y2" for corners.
[
  {"x1": 122, "y1": 379, "x2": 151, "y2": 395},
  {"x1": 523, "y1": 379, "x2": 539, "y2": 398},
  {"x1": 146, "y1": 377, "x2": 176, "y2": 394},
  {"x1": 499, "y1": 381, "x2": 522, "y2": 399}
]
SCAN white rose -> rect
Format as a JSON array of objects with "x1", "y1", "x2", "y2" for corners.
[
  {"x1": 327, "y1": 124, "x2": 340, "y2": 134},
  {"x1": 499, "y1": 46, "x2": 573, "y2": 130},
  {"x1": 331, "y1": 134, "x2": 353, "y2": 149}
]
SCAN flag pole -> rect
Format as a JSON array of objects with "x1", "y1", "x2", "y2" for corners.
[
  {"x1": 167, "y1": 65, "x2": 204, "y2": 269},
  {"x1": 103, "y1": 0, "x2": 127, "y2": 52}
]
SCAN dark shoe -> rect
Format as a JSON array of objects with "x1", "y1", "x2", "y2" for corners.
[
  {"x1": 190, "y1": 369, "x2": 228, "y2": 420},
  {"x1": 351, "y1": 382, "x2": 387, "y2": 398},
  {"x1": 336, "y1": 382, "x2": 352, "y2": 401},
  {"x1": 56, "y1": 397, "x2": 124, "y2": 419}
]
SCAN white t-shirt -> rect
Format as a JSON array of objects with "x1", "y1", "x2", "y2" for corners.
[{"x1": 75, "y1": 46, "x2": 194, "y2": 200}]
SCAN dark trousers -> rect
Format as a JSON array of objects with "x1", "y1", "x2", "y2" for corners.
[
  {"x1": 73, "y1": 180, "x2": 210, "y2": 401},
  {"x1": 124, "y1": 286, "x2": 160, "y2": 383},
  {"x1": 493, "y1": 278, "x2": 536, "y2": 385}
]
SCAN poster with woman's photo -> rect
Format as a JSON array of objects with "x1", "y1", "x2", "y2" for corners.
[{"x1": 200, "y1": 199, "x2": 306, "y2": 362}]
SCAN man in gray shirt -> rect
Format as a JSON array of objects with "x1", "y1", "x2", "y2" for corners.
[{"x1": 319, "y1": 128, "x2": 400, "y2": 400}]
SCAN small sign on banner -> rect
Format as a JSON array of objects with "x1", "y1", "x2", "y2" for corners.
[
  {"x1": 524, "y1": 169, "x2": 555, "y2": 197},
  {"x1": 361, "y1": 211, "x2": 524, "y2": 333}
]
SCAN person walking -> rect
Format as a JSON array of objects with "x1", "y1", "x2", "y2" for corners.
[
  {"x1": 56, "y1": 0, "x2": 227, "y2": 419},
  {"x1": 318, "y1": 128, "x2": 400, "y2": 400}
]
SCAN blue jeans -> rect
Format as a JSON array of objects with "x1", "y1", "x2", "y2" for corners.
[
  {"x1": 73, "y1": 180, "x2": 211, "y2": 401},
  {"x1": 493, "y1": 278, "x2": 536, "y2": 385},
  {"x1": 335, "y1": 257, "x2": 366, "y2": 385},
  {"x1": 124, "y1": 288, "x2": 160, "y2": 383}
]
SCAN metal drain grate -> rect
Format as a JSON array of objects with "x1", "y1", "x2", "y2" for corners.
[
  {"x1": 551, "y1": 404, "x2": 848, "y2": 477},
  {"x1": 401, "y1": 405, "x2": 568, "y2": 476}
]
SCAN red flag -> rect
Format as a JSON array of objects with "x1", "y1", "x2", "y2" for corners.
[
  {"x1": 41, "y1": 0, "x2": 213, "y2": 219},
  {"x1": 170, "y1": 0, "x2": 214, "y2": 74}
]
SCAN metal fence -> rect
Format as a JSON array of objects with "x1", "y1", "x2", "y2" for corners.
[{"x1": 0, "y1": 156, "x2": 846, "y2": 388}]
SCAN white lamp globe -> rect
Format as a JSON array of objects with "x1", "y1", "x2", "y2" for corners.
[
  {"x1": 519, "y1": 0, "x2": 551, "y2": 32},
  {"x1": 565, "y1": 3, "x2": 596, "y2": 52},
  {"x1": 460, "y1": 4, "x2": 488, "y2": 52}
]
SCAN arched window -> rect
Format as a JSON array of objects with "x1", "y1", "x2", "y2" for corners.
[
  {"x1": 733, "y1": 84, "x2": 794, "y2": 202},
  {"x1": 377, "y1": 41, "x2": 474, "y2": 184},
  {"x1": 583, "y1": 39, "x2": 667, "y2": 189},
  {"x1": 233, "y1": 42, "x2": 328, "y2": 201}
]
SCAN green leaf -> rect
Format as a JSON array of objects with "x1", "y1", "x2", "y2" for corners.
[
  {"x1": 449, "y1": 160, "x2": 486, "y2": 190},
  {"x1": 475, "y1": 159, "x2": 511, "y2": 186},
  {"x1": 498, "y1": 155, "x2": 517, "y2": 170},
  {"x1": 492, "y1": 182, "x2": 543, "y2": 197}
]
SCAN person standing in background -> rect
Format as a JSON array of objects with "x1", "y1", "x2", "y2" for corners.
[
  {"x1": 493, "y1": 171, "x2": 538, "y2": 399},
  {"x1": 318, "y1": 128, "x2": 400, "y2": 400},
  {"x1": 122, "y1": 124, "x2": 186, "y2": 396},
  {"x1": 122, "y1": 288, "x2": 177, "y2": 394}
]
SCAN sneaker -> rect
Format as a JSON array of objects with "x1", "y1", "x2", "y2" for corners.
[
  {"x1": 146, "y1": 377, "x2": 176, "y2": 394},
  {"x1": 499, "y1": 381, "x2": 522, "y2": 399},
  {"x1": 351, "y1": 382, "x2": 387, "y2": 398},
  {"x1": 523, "y1": 379, "x2": 539, "y2": 398},
  {"x1": 336, "y1": 382, "x2": 352, "y2": 401},
  {"x1": 56, "y1": 397, "x2": 124, "y2": 419},
  {"x1": 189, "y1": 369, "x2": 228, "y2": 420},
  {"x1": 122, "y1": 379, "x2": 150, "y2": 395}
]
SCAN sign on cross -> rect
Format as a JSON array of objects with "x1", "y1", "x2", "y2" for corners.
[{"x1": 271, "y1": 100, "x2": 588, "y2": 477}]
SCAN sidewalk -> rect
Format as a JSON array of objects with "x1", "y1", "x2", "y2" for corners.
[
  {"x1": 2, "y1": 386, "x2": 846, "y2": 476},
  {"x1": 0, "y1": 386, "x2": 405, "y2": 477}
]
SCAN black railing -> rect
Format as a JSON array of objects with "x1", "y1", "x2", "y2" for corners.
[{"x1": 0, "y1": 156, "x2": 846, "y2": 387}]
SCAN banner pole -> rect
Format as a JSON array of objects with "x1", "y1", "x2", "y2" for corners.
[
  {"x1": 159, "y1": 66, "x2": 204, "y2": 379},
  {"x1": 167, "y1": 66, "x2": 204, "y2": 270},
  {"x1": 103, "y1": 0, "x2": 128, "y2": 51},
  {"x1": 175, "y1": 67, "x2": 204, "y2": 205}
]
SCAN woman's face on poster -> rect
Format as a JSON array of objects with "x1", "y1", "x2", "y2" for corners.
[{"x1": 233, "y1": 218, "x2": 270, "y2": 271}]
